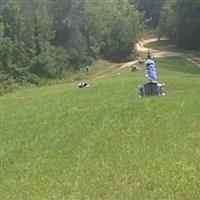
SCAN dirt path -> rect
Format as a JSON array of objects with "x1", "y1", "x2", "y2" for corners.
[
  {"x1": 94, "y1": 60, "x2": 139, "y2": 80},
  {"x1": 95, "y1": 38, "x2": 200, "y2": 80},
  {"x1": 117, "y1": 38, "x2": 182, "y2": 70},
  {"x1": 137, "y1": 38, "x2": 200, "y2": 67},
  {"x1": 136, "y1": 38, "x2": 181, "y2": 58}
]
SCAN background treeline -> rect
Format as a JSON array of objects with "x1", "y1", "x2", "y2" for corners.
[
  {"x1": 0, "y1": 0, "x2": 142, "y2": 93},
  {"x1": 158, "y1": 0, "x2": 200, "y2": 50},
  {"x1": 130, "y1": 0, "x2": 166, "y2": 28},
  {"x1": 131, "y1": 0, "x2": 200, "y2": 50},
  {"x1": 0, "y1": 0, "x2": 200, "y2": 94}
]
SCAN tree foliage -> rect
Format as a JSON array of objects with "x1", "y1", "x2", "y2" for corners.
[
  {"x1": 0, "y1": 0, "x2": 142, "y2": 93},
  {"x1": 158, "y1": 0, "x2": 200, "y2": 50},
  {"x1": 131, "y1": 0, "x2": 166, "y2": 28}
]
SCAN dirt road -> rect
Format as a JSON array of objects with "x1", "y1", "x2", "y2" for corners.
[
  {"x1": 136, "y1": 38, "x2": 181, "y2": 58},
  {"x1": 119, "y1": 38, "x2": 182, "y2": 70},
  {"x1": 136, "y1": 38, "x2": 200, "y2": 67},
  {"x1": 95, "y1": 38, "x2": 200, "y2": 79}
]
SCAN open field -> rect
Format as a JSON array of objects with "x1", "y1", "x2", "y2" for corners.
[
  {"x1": 1, "y1": 57, "x2": 200, "y2": 199},
  {"x1": 0, "y1": 59, "x2": 122, "y2": 96},
  {"x1": 145, "y1": 40, "x2": 200, "y2": 57},
  {"x1": 144, "y1": 40, "x2": 177, "y2": 52}
]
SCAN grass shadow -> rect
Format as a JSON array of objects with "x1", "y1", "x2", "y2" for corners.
[
  {"x1": 157, "y1": 57, "x2": 200, "y2": 75},
  {"x1": 145, "y1": 40, "x2": 177, "y2": 51}
]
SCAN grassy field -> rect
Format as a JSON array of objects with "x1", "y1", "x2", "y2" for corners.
[
  {"x1": 63, "y1": 59, "x2": 123, "y2": 83},
  {"x1": 144, "y1": 40, "x2": 177, "y2": 52},
  {"x1": 0, "y1": 59, "x2": 122, "y2": 96},
  {"x1": 145, "y1": 40, "x2": 200, "y2": 58},
  {"x1": 1, "y1": 57, "x2": 200, "y2": 199}
]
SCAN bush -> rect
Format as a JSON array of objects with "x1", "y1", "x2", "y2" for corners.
[
  {"x1": 0, "y1": 73, "x2": 18, "y2": 95},
  {"x1": 66, "y1": 48, "x2": 94, "y2": 70},
  {"x1": 26, "y1": 73, "x2": 41, "y2": 85},
  {"x1": 29, "y1": 53, "x2": 62, "y2": 78}
]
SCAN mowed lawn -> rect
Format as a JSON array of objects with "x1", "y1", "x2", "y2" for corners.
[
  {"x1": 1, "y1": 57, "x2": 200, "y2": 199},
  {"x1": 144, "y1": 40, "x2": 177, "y2": 52}
]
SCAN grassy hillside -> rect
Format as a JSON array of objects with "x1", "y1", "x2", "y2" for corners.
[
  {"x1": 145, "y1": 40, "x2": 200, "y2": 58},
  {"x1": 144, "y1": 40, "x2": 177, "y2": 51},
  {"x1": 1, "y1": 57, "x2": 200, "y2": 199}
]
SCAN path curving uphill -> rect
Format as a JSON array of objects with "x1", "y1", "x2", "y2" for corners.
[
  {"x1": 136, "y1": 38, "x2": 181, "y2": 58},
  {"x1": 136, "y1": 38, "x2": 200, "y2": 67},
  {"x1": 95, "y1": 38, "x2": 200, "y2": 79},
  {"x1": 120, "y1": 38, "x2": 182, "y2": 70}
]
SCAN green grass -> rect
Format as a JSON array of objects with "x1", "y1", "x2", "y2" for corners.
[
  {"x1": 0, "y1": 59, "x2": 121, "y2": 96},
  {"x1": 1, "y1": 57, "x2": 200, "y2": 199},
  {"x1": 66, "y1": 59, "x2": 122, "y2": 81},
  {"x1": 145, "y1": 40, "x2": 200, "y2": 58},
  {"x1": 145, "y1": 40, "x2": 177, "y2": 52}
]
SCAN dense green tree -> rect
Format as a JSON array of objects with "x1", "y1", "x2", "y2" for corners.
[
  {"x1": 158, "y1": 0, "x2": 200, "y2": 49},
  {"x1": 19, "y1": 0, "x2": 54, "y2": 55},
  {"x1": 0, "y1": 1, "x2": 28, "y2": 81},
  {"x1": 101, "y1": 0, "x2": 140, "y2": 61},
  {"x1": 0, "y1": 0, "x2": 143, "y2": 94},
  {"x1": 131, "y1": 0, "x2": 166, "y2": 28}
]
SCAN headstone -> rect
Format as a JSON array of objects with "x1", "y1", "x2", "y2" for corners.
[
  {"x1": 138, "y1": 82, "x2": 166, "y2": 97},
  {"x1": 143, "y1": 82, "x2": 159, "y2": 96},
  {"x1": 131, "y1": 65, "x2": 138, "y2": 72}
]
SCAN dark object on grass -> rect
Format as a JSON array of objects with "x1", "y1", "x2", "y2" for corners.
[
  {"x1": 85, "y1": 66, "x2": 91, "y2": 75},
  {"x1": 78, "y1": 82, "x2": 90, "y2": 88},
  {"x1": 131, "y1": 65, "x2": 140, "y2": 72},
  {"x1": 138, "y1": 82, "x2": 166, "y2": 97}
]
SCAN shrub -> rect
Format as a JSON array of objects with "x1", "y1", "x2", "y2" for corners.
[
  {"x1": 26, "y1": 73, "x2": 41, "y2": 85},
  {"x1": 29, "y1": 53, "x2": 61, "y2": 78}
]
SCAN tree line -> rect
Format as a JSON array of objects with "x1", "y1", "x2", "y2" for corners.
[
  {"x1": 0, "y1": 0, "x2": 199, "y2": 94},
  {"x1": 0, "y1": 0, "x2": 141, "y2": 93},
  {"x1": 158, "y1": 0, "x2": 200, "y2": 50},
  {"x1": 131, "y1": 0, "x2": 200, "y2": 50}
]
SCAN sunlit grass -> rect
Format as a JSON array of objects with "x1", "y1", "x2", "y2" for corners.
[
  {"x1": 145, "y1": 40, "x2": 177, "y2": 51},
  {"x1": 1, "y1": 57, "x2": 200, "y2": 199},
  {"x1": 145, "y1": 40, "x2": 200, "y2": 58}
]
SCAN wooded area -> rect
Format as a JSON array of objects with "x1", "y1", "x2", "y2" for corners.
[
  {"x1": 0, "y1": 0, "x2": 141, "y2": 93},
  {"x1": 0, "y1": 0, "x2": 199, "y2": 94},
  {"x1": 158, "y1": 0, "x2": 200, "y2": 49},
  {"x1": 2, "y1": 1, "x2": 200, "y2": 199}
]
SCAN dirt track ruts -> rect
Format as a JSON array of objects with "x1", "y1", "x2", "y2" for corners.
[
  {"x1": 95, "y1": 38, "x2": 200, "y2": 79},
  {"x1": 136, "y1": 38, "x2": 200, "y2": 67}
]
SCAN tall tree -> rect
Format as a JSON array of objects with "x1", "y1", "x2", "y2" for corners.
[
  {"x1": 0, "y1": 0, "x2": 143, "y2": 93},
  {"x1": 0, "y1": 1, "x2": 28, "y2": 80},
  {"x1": 159, "y1": 0, "x2": 200, "y2": 49},
  {"x1": 131, "y1": 0, "x2": 166, "y2": 28}
]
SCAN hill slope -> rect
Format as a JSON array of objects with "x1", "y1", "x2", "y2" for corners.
[{"x1": 1, "y1": 57, "x2": 200, "y2": 199}]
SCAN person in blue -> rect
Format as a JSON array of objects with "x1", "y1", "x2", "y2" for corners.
[{"x1": 144, "y1": 51, "x2": 157, "y2": 82}]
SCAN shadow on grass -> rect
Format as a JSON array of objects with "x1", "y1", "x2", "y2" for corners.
[
  {"x1": 157, "y1": 57, "x2": 200, "y2": 75},
  {"x1": 145, "y1": 40, "x2": 177, "y2": 51}
]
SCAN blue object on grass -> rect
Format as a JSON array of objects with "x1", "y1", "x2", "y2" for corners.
[{"x1": 144, "y1": 59, "x2": 157, "y2": 82}]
